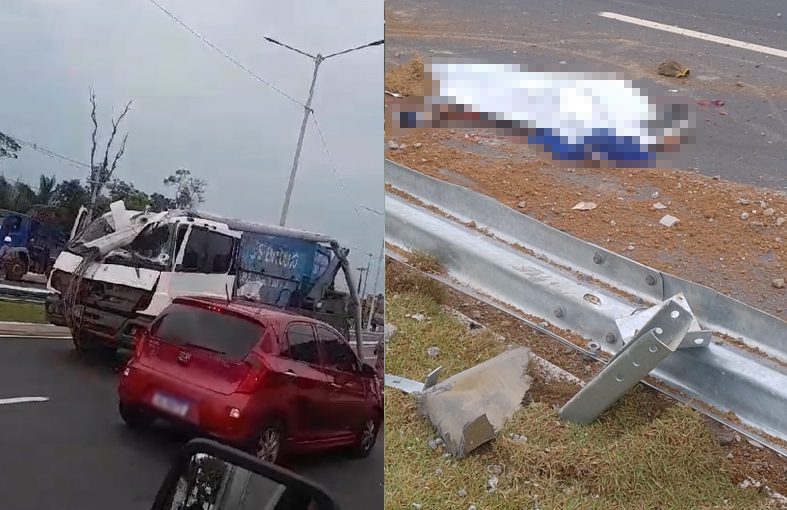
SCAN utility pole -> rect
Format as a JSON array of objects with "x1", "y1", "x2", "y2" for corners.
[
  {"x1": 361, "y1": 252, "x2": 373, "y2": 298},
  {"x1": 365, "y1": 244, "x2": 384, "y2": 331},
  {"x1": 264, "y1": 36, "x2": 384, "y2": 226},
  {"x1": 356, "y1": 267, "x2": 367, "y2": 296}
]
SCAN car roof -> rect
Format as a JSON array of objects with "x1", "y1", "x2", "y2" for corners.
[{"x1": 171, "y1": 295, "x2": 326, "y2": 327}]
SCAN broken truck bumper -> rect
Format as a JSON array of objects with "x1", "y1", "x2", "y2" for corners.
[{"x1": 45, "y1": 293, "x2": 152, "y2": 347}]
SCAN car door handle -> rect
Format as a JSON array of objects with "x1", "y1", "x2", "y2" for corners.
[
  {"x1": 329, "y1": 382, "x2": 341, "y2": 389},
  {"x1": 285, "y1": 370, "x2": 298, "y2": 378}
]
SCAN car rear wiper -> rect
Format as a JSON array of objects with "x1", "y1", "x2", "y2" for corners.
[{"x1": 183, "y1": 342, "x2": 226, "y2": 356}]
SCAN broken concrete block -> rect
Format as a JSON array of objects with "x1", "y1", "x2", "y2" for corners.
[
  {"x1": 418, "y1": 347, "x2": 531, "y2": 458},
  {"x1": 659, "y1": 214, "x2": 680, "y2": 227}
]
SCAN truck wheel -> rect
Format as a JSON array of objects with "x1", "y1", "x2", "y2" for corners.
[{"x1": 5, "y1": 259, "x2": 26, "y2": 281}]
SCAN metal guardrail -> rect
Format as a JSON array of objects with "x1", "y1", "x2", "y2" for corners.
[
  {"x1": 0, "y1": 283, "x2": 49, "y2": 304},
  {"x1": 385, "y1": 159, "x2": 787, "y2": 455}
]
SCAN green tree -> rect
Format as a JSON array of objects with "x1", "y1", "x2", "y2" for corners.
[
  {"x1": 53, "y1": 179, "x2": 90, "y2": 219},
  {"x1": 106, "y1": 178, "x2": 151, "y2": 211},
  {"x1": 36, "y1": 174, "x2": 57, "y2": 206},
  {"x1": 12, "y1": 181, "x2": 36, "y2": 213},
  {"x1": 149, "y1": 192, "x2": 175, "y2": 212},
  {"x1": 0, "y1": 132, "x2": 21, "y2": 161},
  {"x1": 164, "y1": 168, "x2": 206, "y2": 209}
]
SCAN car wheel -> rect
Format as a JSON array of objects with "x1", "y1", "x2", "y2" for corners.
[
  {"x1": 254, "y1": 425, "x2": 283, "y2": 464},
  {"x1": 119, "y1": 401, "x2": 154, "y2": 429},
  {"x1": 352, "y1": 416, "x2": 380, "y2": 458}
]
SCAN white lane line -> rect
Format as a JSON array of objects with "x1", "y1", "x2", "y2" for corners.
[
  {"x1": 599, "y1": 11, "x2": 787, "y2": 59},
  {"x1": 0, "y1": 396, "x2": 49, "y2": 405}
]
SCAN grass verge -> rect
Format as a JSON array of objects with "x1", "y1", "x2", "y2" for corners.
[
  {"x1": 0, "y1": 301, "x2": 47, "y2": 323},
  {"x1": 384, "y1": 280, "x2": 771, "y2": 509}
]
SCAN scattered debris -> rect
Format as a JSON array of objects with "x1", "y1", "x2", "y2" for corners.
[
  {"x1": 697, "y1": 99, "x2": 726, "y2": 108},
  {"x1": 428, "y1": 437, "x2": 444, "y2": 450},
  {"x1": 418, "y1": 347, "x2": 532, "y2": 458},
  {"x1": 658, "y1": 60, "x2": 690, "y2": 78},
  {"x1": 385, "y1": 90, "x2": 403, "y2": 98},
  {"x1": 773, "y1": 278, "x2": 785, "y2": 289},
  {"x1": 457, "y1": 488, "x2": 467, "y2": 498},
  {"x1": 414, "y1": 142, "x2": 422, "y2": 148},
  {"x1": 427, "y1": 346, "x2": 442, "y2": 358},
  {"x1": 737, "y1": 198, "x2": 752, "y2": 205},
  {"x1": 747, "y1": 439, "x2": 764, "y2": 449},
  {"x1": 651, "y1": 191, "x2": 660, "y2": 199},
  {"x1": 659, "y1": 214, "x2": 681, "y2": 228},
  {"x1": 407, "y1": 313, "x2": 427, "y2": 322},
  {"x1": 763, "y1": 208, "x2": 775, "y2": 216},
  {"x1": 388, "y1": 140, "x2": 401, "y2": 150},
  {"x1": 507, "y1": 432, "x2": 528, "y2": 443},
  {"x1": 572, "y1": 201, "x2": 597, "y2": 211},
  {"x1": 652, "y1": 202, "x2": 668, "y2": 210},
  {"x1": 741, "y1": 212, "x2": 750, "y2": 221},
  {"x1": 486, "y1": 464, "x2": 504, "y2": 476},
  {"x1": 517, "y1": 200, "x2": 527, "y2": 209},
  {"x1": 486, "y1": 476, "x2": 499, "y2": 493},
  {"x1": 609, "y1": 219, "x2": 617, "y2": 227},
  {"x1": 385, "y1": 323, "x2": 398, "y2": 342},
  {"x1": 777, "y1": 217, "x2": 786, "y2": 227},
  {"x1": 627, "y1": 244, "x2": 636, "y2": 251}
]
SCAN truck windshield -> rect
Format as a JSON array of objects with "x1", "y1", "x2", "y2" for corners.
[
  {"x1": 127, "y1": 223, "x2": 174, "y2": 261},
  {"x1": 73, "y1": 215, "x2": 114, "y2": 244},
  {"x1": 151, "y1": 303, "x2": 263, "y2": 361}
]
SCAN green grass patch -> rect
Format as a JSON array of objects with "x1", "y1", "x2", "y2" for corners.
[
  {"x1": 384, "y1": 286, "x2": 769, "y2": 510},
  {"x1": 0, "y1": 301, "x2": 47, "y2": 323}
]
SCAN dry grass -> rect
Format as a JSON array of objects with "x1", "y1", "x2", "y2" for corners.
[
  {"x1": 385, "y1": 257, "x2": 449, "y2": 304},
  {"x1": 406, "y1": 250, "x2": 447, "y2": 276},
  {"x1": 385, "y1": 55, "x2": 425, "y2": 97},
  {"x1": 384, "y1": 285, "x2": 773, "y2": 510}
]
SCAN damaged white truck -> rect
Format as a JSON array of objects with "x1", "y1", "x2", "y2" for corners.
[{"x1": 45, "y1": 201, "x2": 365, "y2": 354}]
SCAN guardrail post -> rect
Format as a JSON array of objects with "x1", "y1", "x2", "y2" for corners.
[{"x1": 560, "y1": 297, "x2": 693, "y2": 424}]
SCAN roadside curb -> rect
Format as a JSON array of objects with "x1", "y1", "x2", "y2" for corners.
[{"x1": 0, "y1": 321, "x2": 70, "y2": 339}]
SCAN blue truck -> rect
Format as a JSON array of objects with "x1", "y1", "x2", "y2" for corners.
[{"x1": 0, "y1": 207, "x2": 70, "y2": 281}]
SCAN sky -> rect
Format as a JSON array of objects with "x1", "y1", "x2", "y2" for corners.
[{"x1": 0, "y1": 0, "x2": 384, "y2": 294}]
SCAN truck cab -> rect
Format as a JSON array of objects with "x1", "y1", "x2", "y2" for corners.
[{"x1": 45, "y1": 202, "x2": 364, "y2": 355}]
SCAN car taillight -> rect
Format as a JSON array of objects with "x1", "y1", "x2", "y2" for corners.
[{"x1": 236, "y1": 355, "x2": 267, "y2": 394}]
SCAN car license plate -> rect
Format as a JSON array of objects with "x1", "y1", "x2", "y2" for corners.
[{"x1": 151, "y1": 392, "x2": 190, "y2": 417}]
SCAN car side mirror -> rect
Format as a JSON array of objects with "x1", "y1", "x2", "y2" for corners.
[{"x1": 151, "y1": 438, "x2": 341, "y2": 510}]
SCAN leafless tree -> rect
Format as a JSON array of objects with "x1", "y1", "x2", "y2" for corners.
[{"x1": 86, "y1": 87, "x2": 132, "y2": 222}]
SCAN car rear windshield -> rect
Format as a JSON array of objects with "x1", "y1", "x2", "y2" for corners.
[{"x1": 151, "y1": 303, "x2": 263, "y2": 361}]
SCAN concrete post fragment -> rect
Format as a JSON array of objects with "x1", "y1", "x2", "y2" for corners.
[{"x1": 418, "y1": 347, "x2": 531, "y2": 458}]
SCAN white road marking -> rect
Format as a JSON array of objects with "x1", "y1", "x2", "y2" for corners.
[
  {"x1": 599, "y1": 11, "x2": 787, "y2": 60},
  {"x1": 0, "y1": 396, "x2": 49, "y2": 405}
]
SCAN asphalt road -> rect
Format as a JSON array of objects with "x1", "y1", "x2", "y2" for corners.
[
  {"x1": 387, "y1": 0, "x2": 787, "y2": 190},
  {"x1": 0, "y1": 337, "x2": 383, "y2": 510}
]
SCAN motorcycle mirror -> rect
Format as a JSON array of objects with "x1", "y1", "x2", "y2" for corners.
[{"x1": 151, "y1": 438, "x2": 341, "y2": 510}]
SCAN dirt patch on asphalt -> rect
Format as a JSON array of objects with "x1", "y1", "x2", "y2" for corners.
[{"x1": 384, "y1": 59, "x2": 786, "y2": 317}]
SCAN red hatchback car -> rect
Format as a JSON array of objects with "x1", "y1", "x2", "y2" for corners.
[{"x1": 118, "y1": 296, "x2": 383, "y2": 464}]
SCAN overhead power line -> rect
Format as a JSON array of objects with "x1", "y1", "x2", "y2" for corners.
[
  {"x1": 143, "y1": 0, "x2": 306, "y2": 108},
  {"x1": 2, "y1": 132, "x2": 91, "y2": 169},
  {"x1": 310, "y1": 113, "x2": 382, "y2": 231}
]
